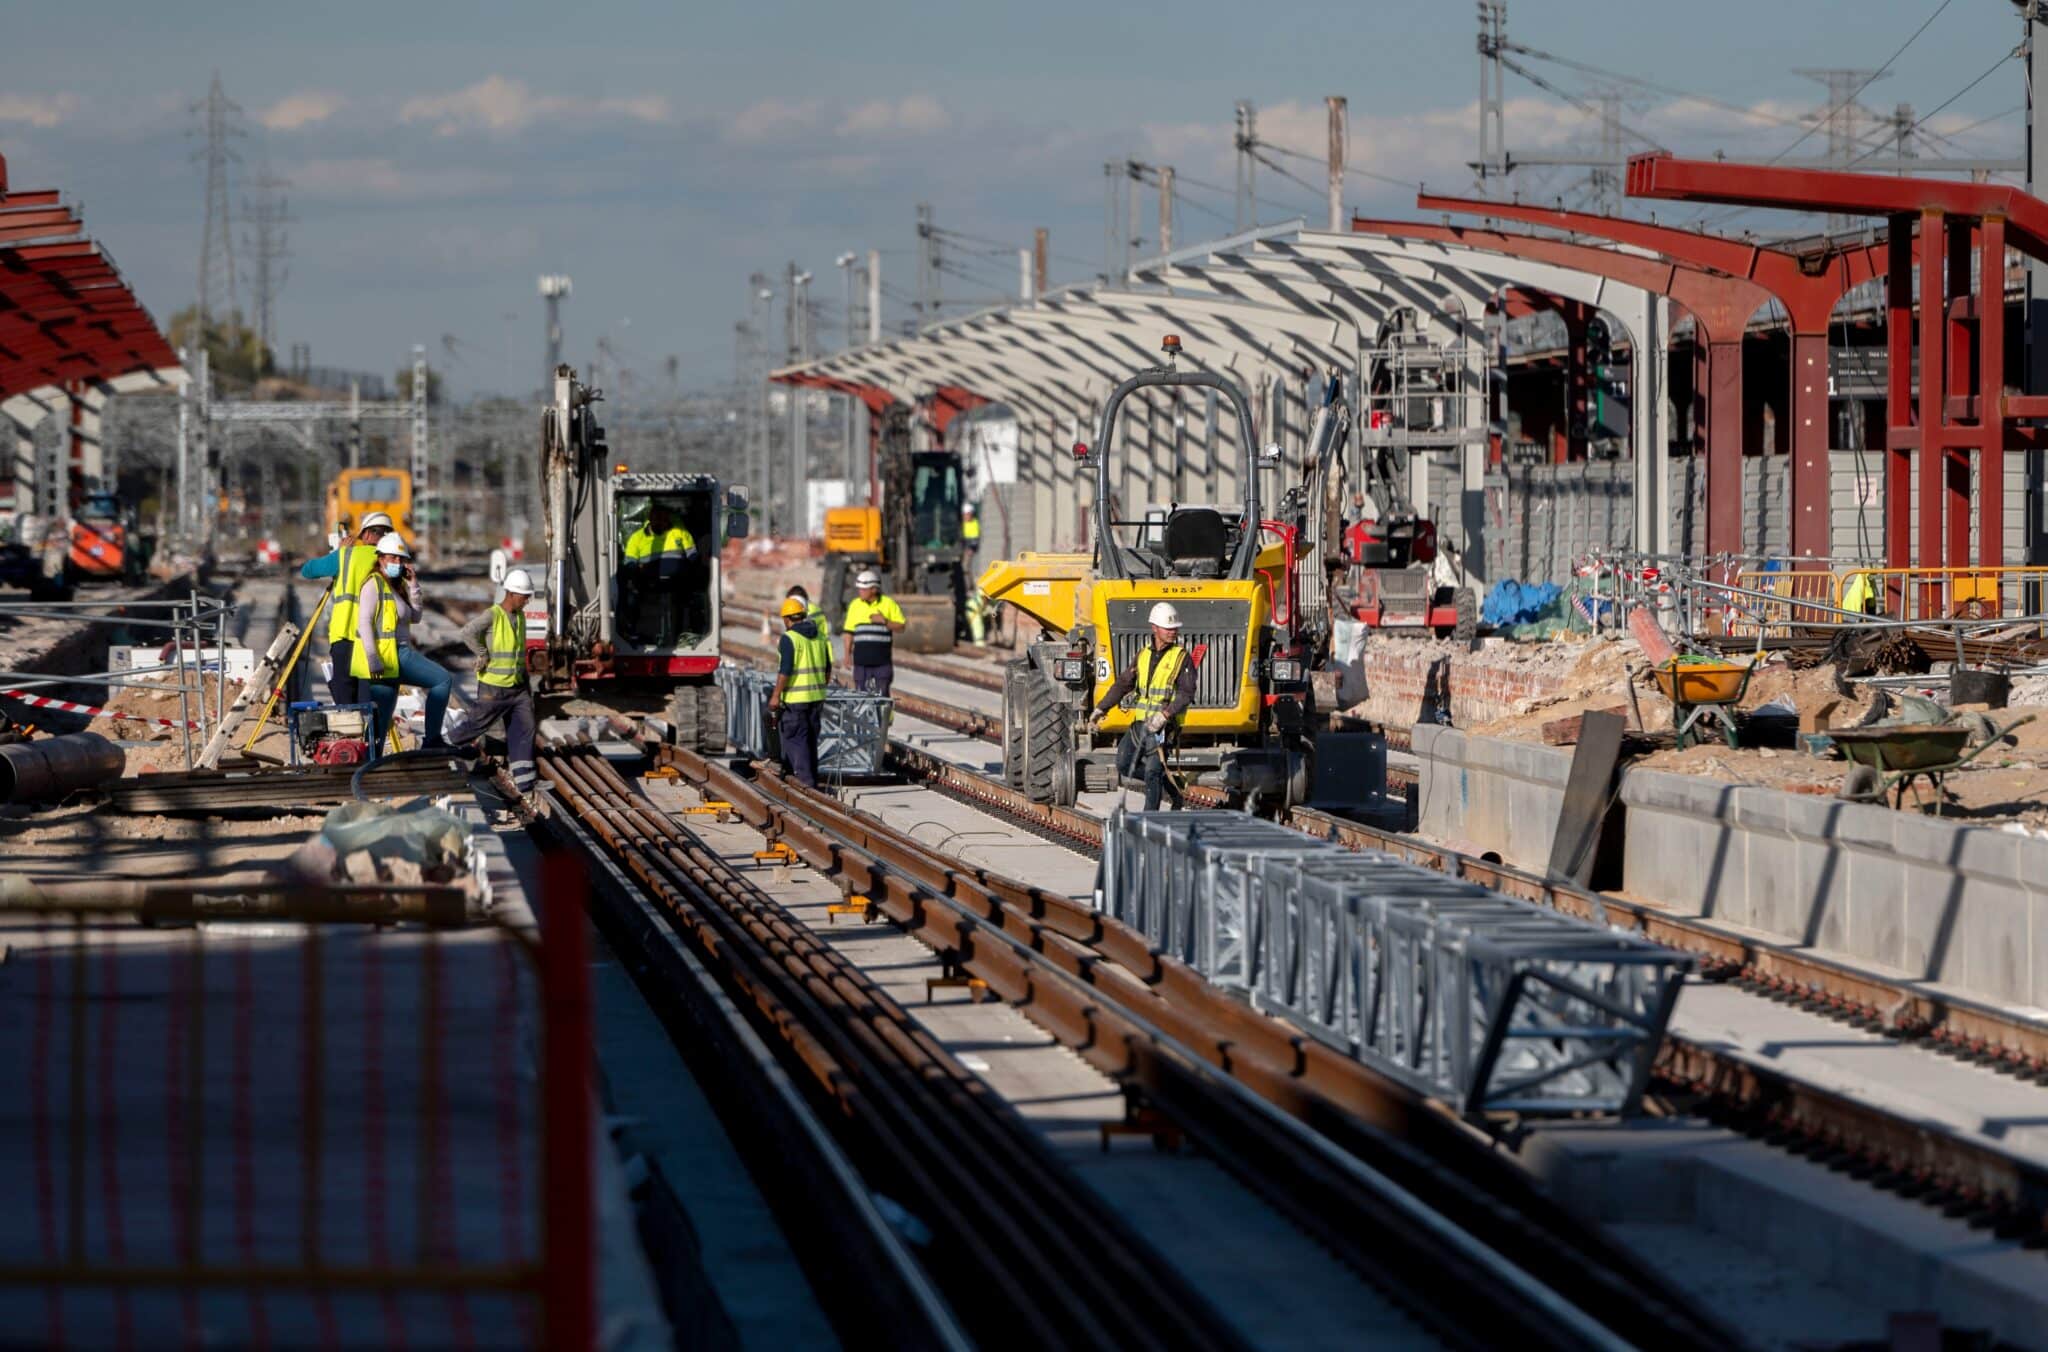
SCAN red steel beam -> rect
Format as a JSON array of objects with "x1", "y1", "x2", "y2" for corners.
[
  {"x1": 1355, "y1": 215, "x2": 1774, "y2": 566},
  {"x1": 1417, "y1": 194, "x2": 1889, "y2": 556}
]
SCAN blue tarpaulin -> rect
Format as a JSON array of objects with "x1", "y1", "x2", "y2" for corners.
[{"x1": 1481, "y1": 579, "x2": 1562, "y2": 628}]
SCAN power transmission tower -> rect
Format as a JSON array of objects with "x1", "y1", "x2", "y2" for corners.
[
  {"x1": 190, "y1": 72, "x2": 244, "y2": 330},
  {"x1": 1795, "y1": 68, "x2": 1885, "y2": 232},
  {"x1": 241, "y1": 164, "x2": 292, "y2": 365},
  {"x1": 1475, "y1": 1, "x2": 1508, "y2": 193}
]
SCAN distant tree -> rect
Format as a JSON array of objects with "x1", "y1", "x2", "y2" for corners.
[
  {"x1": 394, "y1": 364, "x2": 444, "y2": 405},
  {"x1": 166, "y1": 307, "x2": 271, "y2": 387}
]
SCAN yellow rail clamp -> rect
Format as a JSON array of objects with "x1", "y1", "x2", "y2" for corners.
[
  {"x1": 826, "y1": 893, "x2": 872, "y2": 924},
  {"x1": 682, "y1": 800, "x2": 734, "y2": 822},
  {"x1": 925, "y1": 957, "x2": 988, "y2": 1002},
  {"x1": 642, "y1": 764, "x2": 680, "y2": 782},
  {"x1": 751, "y1": 841, "x2": 797, "y2": 867}
]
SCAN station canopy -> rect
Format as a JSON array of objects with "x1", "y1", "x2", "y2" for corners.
[{"x1": 0, "y1": 151, "x2": 178, "y2": 403}]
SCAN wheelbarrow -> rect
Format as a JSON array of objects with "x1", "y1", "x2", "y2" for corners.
[
  {"x1": 1830, "y1": 714, "x2": 2035, "y2": 812},
  {"x1": 1650, "y1": 656, "x2": 1756, "y2": 749}
]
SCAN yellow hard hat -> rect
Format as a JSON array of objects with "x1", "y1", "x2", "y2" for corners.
[{"x1": 780, "y1": 597, "x2": 807, "y2": 618}]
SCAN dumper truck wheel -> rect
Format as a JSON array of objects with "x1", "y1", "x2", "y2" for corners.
[
  {"x1": 1021, "y1": 665, "x2": 1068, "y2": 804},
  {"x1": 1001, "y1": 661, "x2": 1028, "y2": 788}
]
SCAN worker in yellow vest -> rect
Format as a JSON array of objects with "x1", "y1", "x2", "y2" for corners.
[
  {"x1": 347, "y1": 532, "x2": 412, "y2": 754},
  {"x1": 768, "y1": 596, "x2": 832, "y2": 788},
  {"x1": 621, "y1": 503, "x2": 697, "y2": 647},
  {"x1": 450, "y1": 567, "x2": 539, "y2": 803},
  {"x1": 842, "y1": 569, "x2": 907, "y2": 695},
  {"x1": 962, "y1": 503, "x2": 981, "y2": 562},
  {"x1": 785, "y1": 584, "x2": 830, "y2": 638},
  {"x1": 299, "y1": 510, "x2": 392, "y2": 705},
  {"x1": 1087, "y1": 601, "x2": 1197, "y2": 811}
]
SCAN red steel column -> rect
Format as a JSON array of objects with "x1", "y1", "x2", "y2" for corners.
[
  {"x1": 1979, "y1": 214, "x2": 2007, "y2": 569},
  {"x1": 1945, "y1": 224, "x2": 1975, "y2": 570},
  {"x1": 1706, "y1": 333, "x2": 1745, "y2": 565},
  {"x1": 1886, "y1": 216, "x2": 1915, "y2": 574},
  {"x1": 1918, "y1": 213, "x2": 1946, "y2": 581},
  {"x1": 1789, "y1": 329, "x2": 1831, "y2": 558}
]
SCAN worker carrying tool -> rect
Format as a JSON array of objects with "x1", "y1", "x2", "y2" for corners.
[
  {"x1": 1087, "y1": 602, "x2": 1197, "y2": 811},
  {"x1": 768, "y1": 595, "x2": 831, "y2": 789},
  {"x1": 620, "y1": 503, "x2": 698, "y2": 646},
  {"x1": 301, "y1": 509, "x2": 392, "y2": 706},
  {"x1": 450, "y1": 567, "x2": 539, "y2": 803},
  {"x1": 349, "y1": 532, "x2": 415, "y2": 753},
  {"x1": 786, "y1": 584, "x2": 830, "y2": 637},
  {"x1": 842, "y1": 569, "x2": 907, "y2": 695}
]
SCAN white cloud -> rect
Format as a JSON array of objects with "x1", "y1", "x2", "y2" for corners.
[
  {"x1": 288, "y1": 156, "x2": 516, "y2": 200},
  {"x1": 726, "y1": 97, "x2": 823, "y2": 143},
  {"x1": 838, "y1": 94, "x2": 948, "y2": 138},
  {"x1": 0, "y1": 93, "x2": 79, "y2": 128},
  {"x1": 399, "y1": 76, "x2": 671, "y2": 136},
  {"x1": 257, "y1": 91, "x2": 346, "y2": 131}
]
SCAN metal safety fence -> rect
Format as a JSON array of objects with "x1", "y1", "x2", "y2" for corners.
[
  {"x1": 1097, "y1": 810, "x2": 1691, "y2": 1117},
  {"x1": 0, "y1": 860, "x2": 594, "y2": 1350},
  {"x1": 716, "y1": 663, "x2": 890, "y2": 777}
]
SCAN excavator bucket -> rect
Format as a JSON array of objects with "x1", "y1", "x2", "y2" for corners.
[{"x1": 895, "y1": 595, "x2": 957, "y2": 653}]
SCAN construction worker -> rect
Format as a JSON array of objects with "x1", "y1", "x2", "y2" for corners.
[
  {"x1": 1088, "y1": 601, "x2": 1197, "y2": 812},
  {"x1": 450, "y1": 567, "x2": 539, "y2": 803},
  {"x1": 348, "y1": 532, "x2": 413, "y2": 754},
  {"x1": 621, "y1": 502, "x2": 697, "y2": 647},
  {"x1": 388, "y1": 548, "x2": 452, "y2": 748},
  {"x1": 768, "y1": 595, "x2": 831, "y2": 788},
  {"x1": 786, "y1": 584, "x2": 830, "y2": 638},
  {"x1": 300, "y1": 510, "x2": 392, "y2": 707},
  {"x1": 842, "y1": 569, "x2": 906, "y2": 695},
  {"x1": 962, "y1": 503, "x2": 981, "y2": 561}
]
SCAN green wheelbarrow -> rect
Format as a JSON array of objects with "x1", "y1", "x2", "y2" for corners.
[{"x1": 1830, "y1": 714, "x2": 2035, "y2": 812}]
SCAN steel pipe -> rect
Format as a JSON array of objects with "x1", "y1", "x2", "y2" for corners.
[{"x1": 0, "y1": 732, "x2": 123, "y2": 803}]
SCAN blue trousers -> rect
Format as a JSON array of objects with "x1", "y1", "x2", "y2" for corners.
[
  {"x1": 361, "y1": 680, "x2": 399, "y2": 755},
  {"x1": 778, "y1": 702, "x2": 821, "y2": 788},
  {"x1": 397, "y1": 645, "x2": 453, "y2": 745}
]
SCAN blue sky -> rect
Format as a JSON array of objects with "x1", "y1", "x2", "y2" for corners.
[{"x1": 0, "y1": 0, "x2": 2030, "y2": 398}]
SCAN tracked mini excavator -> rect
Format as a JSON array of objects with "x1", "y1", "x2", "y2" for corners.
[
  {"x1": 818, "y1": 400, "x2": 967, "y2": 651},
  {"x1": 975, "y1": 336, "x2": 1324, "y2": 810},
  {"x1": 528, "y1": 365, "x2": 750, "y2": 750}
]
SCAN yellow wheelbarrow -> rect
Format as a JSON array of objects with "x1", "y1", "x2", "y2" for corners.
[{"x1": 1651, "y1": 656, "x2": 1756, "y2": 749}]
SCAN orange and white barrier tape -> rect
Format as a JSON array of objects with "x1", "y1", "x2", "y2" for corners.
[{"x1": 1, "y1": 691, "x2": 201, "y2": 728}]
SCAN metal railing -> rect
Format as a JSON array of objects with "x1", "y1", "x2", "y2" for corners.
[
  {"x1": 0, "y1": 862, "x2": 595, "y2": 1349},
  {"x1": 1096, "y1": 809, "x2": 1691, "y2": 1117}
]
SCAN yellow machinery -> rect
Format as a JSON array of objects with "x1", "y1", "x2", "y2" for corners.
[
  {"x1": 975, "y1": 337, "x2": 1318, "y2": 809},
  {"x1": 819, "y1": 403, "x2": 964, "y2": 652},
  {"x1": 325, "y1": 467, "x2": 413, "y2": 545}
]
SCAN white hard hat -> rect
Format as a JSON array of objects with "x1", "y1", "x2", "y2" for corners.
[
  {"x1": 502, "y1": 567, "x2": 536, "y2": 595},
  {"x1": 359, "y1": 512, "x2": 394, "y2": 531},
  {"x1": 1147, "y1": 601, "x2": 1183, "y2": 629},
  {"x1": 375, "y1": 533, "x2": 411, "y2": 558},
  {"x1": 855, "y1": 569, "x2": 881, "y2": 588}
]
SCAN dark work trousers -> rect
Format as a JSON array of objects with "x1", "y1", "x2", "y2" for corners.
[
  {"x1": 327, "y1": 638, "x2": 360, "y2": 706},
  {"x1": 779, "y1": 702, "x2": 822, "y2": 788},
  {"x1": 1115, "y1": 724, "x2": 1177, "y2": 811},
  {"x1": 450, "y1": 684, "x2": 537, "y2": 795},
  {"x1": 851, "y1": 662, "x2": 894, "y2": 696}
]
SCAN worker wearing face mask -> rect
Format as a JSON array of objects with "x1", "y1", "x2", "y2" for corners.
[{"x1": 350, "y1": 533, "x2": 415, "y2": 754}]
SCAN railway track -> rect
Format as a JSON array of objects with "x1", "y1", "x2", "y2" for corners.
[
  {"x1": 613, "y1": 735, "x2": 1738, "y2": 1349},
  {"x1": 864, "y1": 728, "x2": 2048, "y2": 1242}
]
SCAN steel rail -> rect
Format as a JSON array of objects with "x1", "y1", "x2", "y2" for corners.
[
  {"x1": 537, "y1": 739, "x2": 1248, "y2": 1351},
  {"x1": 103, "y1": 760, "x2": 474, "y2": 814},
  {"x1": 652, "y1": 741, "x2": 1740, "y2": 1350},
  {"x1": 868, "y1": 740, "x2": 2048, "y2": 1239}
]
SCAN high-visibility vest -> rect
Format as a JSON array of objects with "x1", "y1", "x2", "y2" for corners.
[
  {"x1": 844, "y1": 595, "x2": 904, "y2": 664},
  {"x1": 326, "y1": 544, "x2": 379, "y2": 643},
  {"x1": 963, "y1": 516, "x2": 981, "y2": 542},
  {"x1": 479, "y1": 605, "x2": 525, "y2": 688},
  {"x1": 348, "y1": 572, "x2": 400, "y2": 679},
  {"x1": 805, "y1": 603, "x2": 831, "y2": 638},
  {"x1": 1132, "y1": 643, "x2": 1188, "y2": 719},
  {"x1": 624, "y1": 523, "x2": 696, "y2": 563},
  {"x1": 784, "y1": 627, "x2": 831, "y2": 704}
]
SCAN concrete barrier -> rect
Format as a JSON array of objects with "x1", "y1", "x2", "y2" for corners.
[
  {"x1": 1411, "y1": 724, "x2": 1575, "y2": 866},
  {"x1": 1622, "y1": 768, "x2": 2048, "y2": 1009}
]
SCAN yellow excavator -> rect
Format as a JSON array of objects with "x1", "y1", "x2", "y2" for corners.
[
  {"x1": 975, "y1": 336, "x2": 1319, "y2": 809},
  {"x1": 819, "y1": 402, "x2": 964, "y2": 651}
]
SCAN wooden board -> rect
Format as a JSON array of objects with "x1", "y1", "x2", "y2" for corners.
[{"x1": 1547, "y1": 708, "x2": 1625, "y2": 888}]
